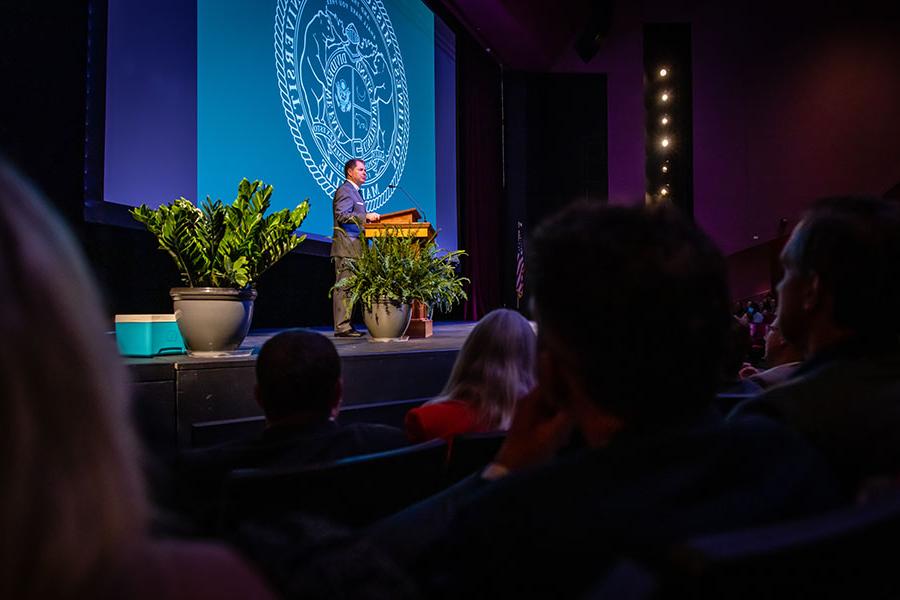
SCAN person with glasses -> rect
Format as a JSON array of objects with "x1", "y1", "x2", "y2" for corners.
[{"x1": 742, "y1": 317, "x2": 804, "y2": 389}]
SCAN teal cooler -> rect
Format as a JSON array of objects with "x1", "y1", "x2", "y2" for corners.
[{"x1": 115, "y1": 314, "x2": 186, "y2": 357}]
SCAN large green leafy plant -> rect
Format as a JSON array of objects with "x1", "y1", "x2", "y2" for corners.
[
  {"x1": 332, "y1": 227, "x2": 469, "y2": 313},
  {"x1": 131, "y1": 178, "x2": 309, "y2": 288}
]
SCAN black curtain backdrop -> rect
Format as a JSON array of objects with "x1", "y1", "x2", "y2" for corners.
[
  {"x1": 1, "y1": 3, "x2": 88, "y2": 233},
  {"x1": 457, "y1": 36, "x2": 503, "y2": 321},
  {"x1": 502, "y1": 72, "x2": 608, "y2": 312}
]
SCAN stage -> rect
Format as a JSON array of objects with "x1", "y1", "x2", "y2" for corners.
[{"x1": 128, "y1": 322, "x2": 474, "y2": 456}]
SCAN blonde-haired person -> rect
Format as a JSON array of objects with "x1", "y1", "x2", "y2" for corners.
[
  {"x1": 0, "y1": 162, "x2": 275, "y2": 600},
  {"x1": 404, "y1": 309, "x2": 536, "y2": 442}
]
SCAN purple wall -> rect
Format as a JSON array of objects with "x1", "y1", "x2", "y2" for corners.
[
  {"x1": 550, "y1": 2, "x2": 646, "y2": 208},
  {"x1": 692, "y1": 6, "x2": 900, "y2": 255},
  {"x1": 547, "y1": 1, "x2": 900, "y2": 263}
]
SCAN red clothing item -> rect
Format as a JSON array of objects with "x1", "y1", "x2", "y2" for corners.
[{"x1": 404, "y1": 399, "x2": 486, "y2": 443}]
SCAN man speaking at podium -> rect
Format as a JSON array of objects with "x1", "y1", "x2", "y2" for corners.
[{"x1": 332, "y1": 158, "x2": 380, "y2": 337}]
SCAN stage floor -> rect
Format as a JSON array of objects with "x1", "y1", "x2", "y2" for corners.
[
  {"x1": 126, "y1": 322, "x2": 475, "y2": 452},
  {"x1": 247, "y1": 321, "x2": 476, "y2": 358},
  {"x1": 126, "y1": 321, "x2": 475, "y2": 367}
]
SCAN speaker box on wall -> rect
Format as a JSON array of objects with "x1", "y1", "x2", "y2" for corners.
[{"x1": 574, "y1": 2, "x2": 613, "y2": 63}]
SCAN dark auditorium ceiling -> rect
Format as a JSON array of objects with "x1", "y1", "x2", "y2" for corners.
[
  {"x1": 432, "y1": 0, "x2": 900, "y2": 71},
  {"x1": 433, "y1": 0, "x2": 604, "y2": 70}
]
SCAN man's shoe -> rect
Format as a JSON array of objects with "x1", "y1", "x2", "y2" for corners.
[{"x1": 334, "y1": 329, "x2": 365, "y2": 338}]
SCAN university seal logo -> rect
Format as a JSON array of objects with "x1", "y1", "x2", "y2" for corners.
[{"x1": 275, "y1": 0, "x2": 410, "y2": 211}]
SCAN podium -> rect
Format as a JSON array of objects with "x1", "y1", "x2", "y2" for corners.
[
  {"x1": 364, "y1": 208, "x2": 435, "y2": 238},
  {"x1": 364, "y1": 208, "x2": 435, "y2": 338}
]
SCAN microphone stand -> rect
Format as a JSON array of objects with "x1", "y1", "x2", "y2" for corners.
[{"x1": 388, "y1": 184, "x2": 427, "y2": 224}]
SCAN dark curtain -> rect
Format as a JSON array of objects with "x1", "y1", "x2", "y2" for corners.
[{"x1": 457, "y1": 36, "x2": 503, "y2": 321}]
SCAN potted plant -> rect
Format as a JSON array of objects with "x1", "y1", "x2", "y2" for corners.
[
  {"x1": 332, "y1": 227, "x2": 468, "y2": 340},
  {"x1": 131, "y1": 178, "x2": 310, "y2": 355}
]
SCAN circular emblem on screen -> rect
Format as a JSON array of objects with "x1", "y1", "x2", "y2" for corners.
[{"x1": 275, "y1": 0, "x2": 409, "y2": 211}]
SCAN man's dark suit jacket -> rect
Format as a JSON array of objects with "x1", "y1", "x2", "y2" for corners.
[
  {"x1": 331, "y1": 180, "x2": 367, "y2": 258},
  {"x1": 730, "y1": 340, "x2": 900, "y2": 496},
  {"x1": 178, "y1": 421, "x2": 408, "y2": 529},
  {"x1": 184, "y1": 420, "x2": 408, "y2": 472},
  {"x1": 414, "y1": 411, "x2": 840, "y2": 599}
]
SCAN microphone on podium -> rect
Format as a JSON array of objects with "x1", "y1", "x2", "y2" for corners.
[{"x1": 388, "y1": 184, "x2": 427, "y2": 224}]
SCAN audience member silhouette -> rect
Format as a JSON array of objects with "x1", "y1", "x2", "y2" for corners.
[
  {"x1": 718, "y1": 317, "x2": 764, "y2": 396},
  {"x1": 180, "y1": 329, "x2": 408, "y2": 524},
  {"x1": 404, "y1": 308, "x2": 536, "y2": 442},
  {"x1": 405, "y1": 203, "x2": 839, "y2": 599},
  {"x1": 731, "y1": 196, "x2": 900, "y2": 497},
  {"x1": 0, "y1": 162, "x2": 274, "y2": 599},
  {"x1": 740, "y1": 316, "x2": 804, "y2": 388}
]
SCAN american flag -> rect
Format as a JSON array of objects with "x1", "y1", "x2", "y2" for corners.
[{"x1": 515, "y1": 221, "x2": 526, "y2": 306}]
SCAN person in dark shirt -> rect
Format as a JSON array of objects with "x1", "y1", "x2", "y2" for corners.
[
  {"x1": 384, "y1": 203, "x2": 840, "y2": 599},
  {"x1": 179, "y1": 329, "x2": 408, "y2": 526},
  {"x1": 731, "y1": 196, "x2": 900, "y2": 497}
]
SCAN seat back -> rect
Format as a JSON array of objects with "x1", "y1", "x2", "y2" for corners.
[
  {"x1": 219, "y1": 438, "x2": 449, "y2": 531},
  {"x1": 712, "y1": 393, "x2": 756, "y2": 416},
  {"x1": 659, "y1": 490, "x2": 900, "y2": 598},
  {"x1": 190, "y1": 415, "x2": 267, "y2": 448},
  {"x1": 446, "y1": 431, "x2": 506, "y2": 483}
]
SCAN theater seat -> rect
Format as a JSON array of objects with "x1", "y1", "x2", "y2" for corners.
[
  {"x1": 585, "y1": 490, "x2": 900, "y2": 599},
  {"x1": 658, "y1": 489, "x2": 900, "y2": 599},
  {"x1": 712, "y1": 393, "x2": 757, "y2": 416},
  {"x1": 218, "y1": 438, "x2": 448, "y2": 531},
  {"x1": 445, "y1": 431, "x2": 506, "y2": 483}
]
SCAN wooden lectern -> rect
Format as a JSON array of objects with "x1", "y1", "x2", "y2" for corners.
[
  {"x1": 364, "y1": 208, "x2": 435, "y2": 238},
  {"x1": 364, "y1": 208, "x2": 436, "y2": 338}
]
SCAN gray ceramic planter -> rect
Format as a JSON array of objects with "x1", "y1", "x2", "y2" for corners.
[
  {"x1": 363, "y1": 299, "x2": 412, "y2": 341},
  {"x1": 170, "y1": 287, "x2": 257, "y2": 356}
]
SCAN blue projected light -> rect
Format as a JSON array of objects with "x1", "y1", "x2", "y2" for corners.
[
  {"x1": 275, "y1": 0, "x2": 410, "y2": 211},
  {"x1": 99, "y1": 0, "x2": 452, "y2": 248},
  {"x1": 198, "y1": 0, "x2": 436, "y2": 239}
]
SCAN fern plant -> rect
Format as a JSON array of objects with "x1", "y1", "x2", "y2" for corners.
[
  {"x1": 332, "y1": 226, "x2": 469, "y2": 313},
  {"x1": 131, "y1": 178, "x2": 310, "y2": 288}
]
